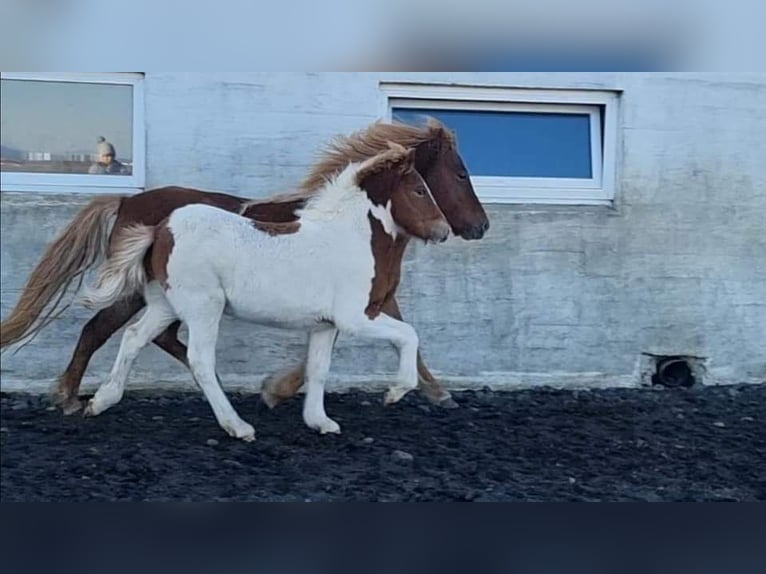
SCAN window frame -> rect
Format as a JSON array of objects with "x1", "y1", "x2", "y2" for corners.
[
  {"x1": 0, "y1": 72, "x2": 145, "y2": 195},
  {"x1": 380, "y1": 82, "x2": 620, "y2": 205}
]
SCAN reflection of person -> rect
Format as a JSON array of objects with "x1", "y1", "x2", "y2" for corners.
[{"x1": 88, "y1": 136, "x2": 129, "y2": 174}]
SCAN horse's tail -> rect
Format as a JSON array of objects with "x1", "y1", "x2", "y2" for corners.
[
  {"x1": 78, "y1": 225, "x2": 155, "y2": 311},
  {"x1": 0, "y1": 195, "x2": 125, "y2": 350}
]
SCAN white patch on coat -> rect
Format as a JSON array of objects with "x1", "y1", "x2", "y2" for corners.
[
  {"x1": 163, "y1": 167, "x2": 378, "y2": 331},
  {"x1": 92, "y1": 160, "x2": 422, "y2": 439},
  {"x1": 369, "y1": 200, "x2": 400, "y2": 240}
]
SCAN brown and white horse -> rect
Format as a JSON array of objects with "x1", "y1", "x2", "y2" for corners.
[
  {"x1": 81, "y1": 144, "x2": 449, "y2": 440},
  {"x1": 0, "y1": 119, "x2": 489, "y2": 413}
]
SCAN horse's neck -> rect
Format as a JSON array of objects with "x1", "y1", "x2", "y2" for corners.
[
  {"x1": 300, "y1": 179, "x2": 372, "y2": 228},
  {"x1": 366, "y1": 228, "x2": 411, "y2": 317}
]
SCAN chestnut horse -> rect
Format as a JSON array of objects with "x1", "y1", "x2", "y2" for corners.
[
  {"x1": 0, "y1": 119, "x2": 489, "y2": 413},
  {"x1": 81, "y1": 145, "x2": 449, "y2": 440}
]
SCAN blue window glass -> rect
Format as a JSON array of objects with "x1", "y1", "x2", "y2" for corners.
[{"x1": 392, "y1": 108, "x2": 593, "y2": 179}]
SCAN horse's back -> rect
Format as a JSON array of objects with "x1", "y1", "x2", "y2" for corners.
[{"x1": 117, "y1": 187, "x2": 246, "y2": 228}]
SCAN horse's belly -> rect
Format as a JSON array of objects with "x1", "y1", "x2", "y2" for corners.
[
  {"x1": 211, "y1": 231, "x2": 374, "y2": 330},
  {"x1": 223, "y1": 280, "x2": 335, "y2": 330}
]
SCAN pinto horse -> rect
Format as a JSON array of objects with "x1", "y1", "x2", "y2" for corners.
[
  {"x1": 81, "y1": 145, "x2": 449, "y2": 440},
  {"x1": 0, "y1": 119, "x2": 489, "y2": 414}
]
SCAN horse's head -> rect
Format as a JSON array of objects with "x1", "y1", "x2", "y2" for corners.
[
  {"x1": 357, "y1": 143, "x2": 450, "y2": 244},
  {"x1": 414, "y1": 118, "x2": 490, "y2": 240},
  {"x1": 300, "y1": 119, "x2": 489, "y2": 240}
]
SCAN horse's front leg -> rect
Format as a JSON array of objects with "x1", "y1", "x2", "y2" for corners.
[
  {"x1": 302, "y1": 327, "x2": 341, "y2": 434},
  {"x1": 342, "y1": 314, "x2": 420, "y2": 406},
  {"x1": 380, "y1": 297, "x2": 458, "y2": 409}
]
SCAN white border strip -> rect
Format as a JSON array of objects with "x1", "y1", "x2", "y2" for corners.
[
  {"x1": 0, "y1": 72, "x2": 146, "y2": 193},
  {"x1": 379, "y1": 82, "x2": 620, "y2": 206}
]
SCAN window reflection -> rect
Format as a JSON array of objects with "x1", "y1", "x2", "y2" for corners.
[{"x1": 1, "y1": 79, "x2": 133, "y2": 176}]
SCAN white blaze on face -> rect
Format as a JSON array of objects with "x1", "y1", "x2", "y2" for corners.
[{"x1": 368, "y1": 199, "x2": 399, "y2": 239}]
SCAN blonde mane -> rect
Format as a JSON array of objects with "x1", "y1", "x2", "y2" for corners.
[
  {"x1": 300, "y1": 118, "x2": 455, "y2": 192},
  {"x1": 240, "y1": 118, "x2": 454, "y2": 213}
]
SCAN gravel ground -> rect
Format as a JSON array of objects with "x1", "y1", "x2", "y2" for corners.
[{"x1": 1, "y1": 384, "x2": 764, "y2": 501}]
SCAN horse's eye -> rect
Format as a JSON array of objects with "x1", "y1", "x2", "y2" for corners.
[
  {"x1": 457, "y1": 171, "x2": 468, "y2": 181},
  {"x1": 415, "y1": 187, "x2": 426, "y2": 197}
]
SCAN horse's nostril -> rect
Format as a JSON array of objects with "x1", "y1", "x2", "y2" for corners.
[
  {"x1": 468, "y1": 224, "x2": 486, "y2": 239},
  {"x1": 432, "y1": 222, "x2": 450, "y2": 243},
  {"x1": 474, "y1": 221, "x2": 489, "y2": 238}
]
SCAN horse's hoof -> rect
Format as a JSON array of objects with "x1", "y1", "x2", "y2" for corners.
[
  {"x1": 305, "y1": 415, "x2": 341, "y2": 435},
  {"x1": 82, "y1": 401, "x2": 98, "y2": 417},
  {"x1": 383, "y1": 386, "x2": 413, "y2": 406},
  {"x1": 53, "y1": 390, "x2": 84, "y2": 415},
  {"x1": 319, "y1": 420, "x2": 341, "y2": 435},
  {"x1": 260, "y1": 390, "x2": 281, "y2": 410},
  {"x1": 224, "y1": 421, "x2": 255, "y2": 441},
  {"x1": 436, "y1": 396, "x2": 459, "y2": 409},
  {"x1": 61, "y1": 398, "x2": 84, "y2": 416}
]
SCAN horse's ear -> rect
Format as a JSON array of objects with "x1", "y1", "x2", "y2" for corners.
[
  {"x1": 385, "y1": 141, "x2": 414, "y2": 168},
  {"x1": 396, "y1": 146, "x2": 417, "y2": 175},
  {"x1": 358, "y1": 144, "x2": 414, "y2": 184},
  {"x1": 425, "y1": 117, "x2": 456, "y2": 150},
  {"x1": 386, "y1": 141, "x2": 408, "y2": 155}
]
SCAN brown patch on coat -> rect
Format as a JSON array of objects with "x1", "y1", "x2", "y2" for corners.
[
  {"x1": 365, "y1": 213, "x2": 409, "y2": 320},
  {"x1": 150, "y1": 220, "x2": 175, "y2": 290},
  {"x1": 356, "y1": 143, "x2": 416, "y2": 207},
  {"x1": 251, "y1": 220, "x2": 301, "y2": 236},
  {"x1": 241, "y1": 194, "x2": 307, "y2": 222},
  {"x1": 114, "y1": 186, "x2": 246, "y2": 231}
]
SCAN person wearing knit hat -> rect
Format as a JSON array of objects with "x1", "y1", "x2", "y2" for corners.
[{"x1": 88, "y1": 136, "x2": 129, "y2": 174}]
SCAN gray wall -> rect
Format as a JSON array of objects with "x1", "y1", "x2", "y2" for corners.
[{"x1": 2, "y1": 72, "x2": 765, "y2": 394}]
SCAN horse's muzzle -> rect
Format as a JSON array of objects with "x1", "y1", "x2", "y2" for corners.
[
  {"x1": 459, "y1": 220, "x2": 490, "y2": 240},
  {"x1": 429, "y1": 220, "x2": 451, "y2": 243}
]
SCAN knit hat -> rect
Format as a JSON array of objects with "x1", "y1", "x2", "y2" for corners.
[{"x1": 95, "y1": 136, "x2": 116, "y2": 157}]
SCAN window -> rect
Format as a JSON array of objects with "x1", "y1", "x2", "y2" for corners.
[
  {"x1": 380, "y1": 83, "x2": 619, "y2": 205},
  {"x1": 0, "y1": 72, "x2": 145, "y2": 194}
]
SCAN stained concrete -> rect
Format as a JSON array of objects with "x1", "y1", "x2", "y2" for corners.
[{"x1": 2, "y1": 73, "x2": 765, "y2": 394}]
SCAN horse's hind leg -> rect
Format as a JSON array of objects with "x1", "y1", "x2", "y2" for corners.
[
  {"x1": 260, "y1": 363, "x2": 306, "y2": 409},
  {"x1": 152, "y1": 321, "x2": 187, "y2": 366},
  {"x1": 175, "y1": 292, "x2": 254, "y2": 441},
  {"x1": 153, "y1": 321, "x2": 236, "y2": 396},
  {"x1": 84, "y1": 287, "x2": 176, "y2": 417},
  {"x1": 56, "y1": 294, "x2": 145, "y2": 414}
]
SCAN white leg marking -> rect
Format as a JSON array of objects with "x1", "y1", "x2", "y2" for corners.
[
  {"x1": 179, "y1": 292, "x2": 255, "y2": 441},
  {"x1": 340, "y1": 314, "x2": 419, "y2": 405},
  {"x1": 302, "y1": 327, "x2": 341, "y2": 434},
  {"x1": 85, "y1": 287, "x2": 176, "y2": 416}
]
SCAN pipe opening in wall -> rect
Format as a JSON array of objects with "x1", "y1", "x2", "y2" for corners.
[{"x1": 652, "y1": 356, "x2": 696, "y2": 388}]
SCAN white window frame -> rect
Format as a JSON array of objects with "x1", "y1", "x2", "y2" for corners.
[
  {"x1": 0, "y1": 72, "x2": 145, "y2": 195},
  {"x1": 380, "y1": 83, "x2": 620, "y2": 205}
]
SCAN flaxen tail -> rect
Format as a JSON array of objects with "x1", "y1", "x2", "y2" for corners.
[
  {"x1": 78, "y1": 225, "x2": 155, "y2": 310},
  {"x1": 0, "y1": 195, "x2": 125, "y2": 350}
]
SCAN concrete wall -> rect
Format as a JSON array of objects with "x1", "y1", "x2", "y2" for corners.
[{"x1": 2, "y1": 72, "x2": 765, "y2": 394}]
